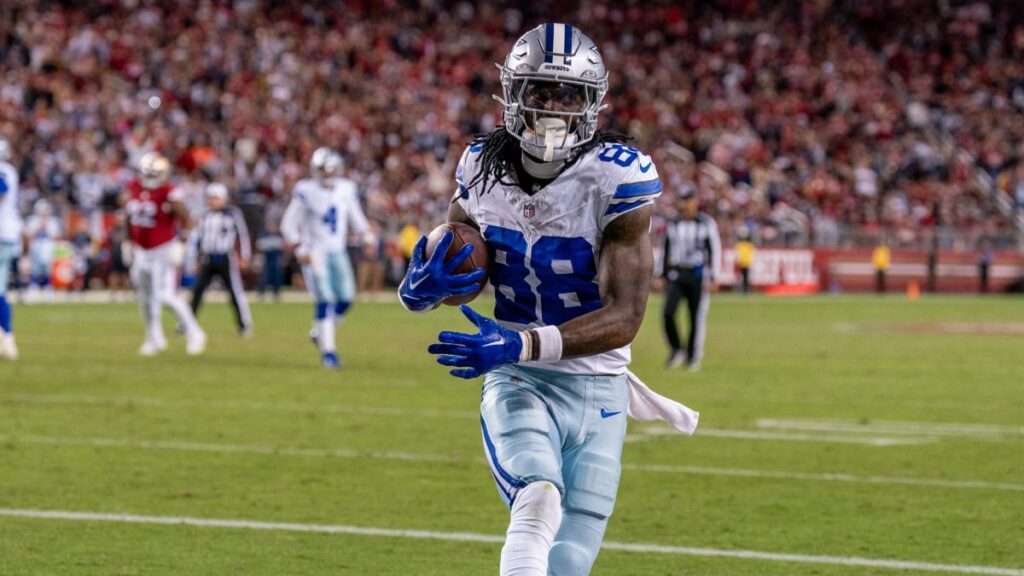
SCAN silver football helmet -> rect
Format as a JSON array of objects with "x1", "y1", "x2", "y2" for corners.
[
  {"x1": 497, "y1": 23, "x2": 609, "y2": 162},
  {"x1": 311, "y1": 147, "x2": 343, "y2": 179},
  {"x1": 139, "y1": 152, "x2": 171, "y2": 189}
]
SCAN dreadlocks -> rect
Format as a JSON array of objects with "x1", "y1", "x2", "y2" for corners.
[{"x1": 465, "y1": 128, "x2": 632, "y2": 195}]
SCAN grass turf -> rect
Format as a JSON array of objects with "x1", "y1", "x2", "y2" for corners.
[{"x1": 0, "y1": 294, "x2": 1021, "y2": 575}]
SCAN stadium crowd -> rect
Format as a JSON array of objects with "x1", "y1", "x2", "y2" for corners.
[{"x1": 0, "y1": 0, "x2": 1020, "y2": 290}]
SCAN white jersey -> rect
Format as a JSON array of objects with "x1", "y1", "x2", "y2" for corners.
[
  {"x1": 455, "y1": 141, "x2": 662, "y2": 375},
  {"x1": 25, "y1": 215, "x2": 61, "y2": 250},
  {"x1": 281, "y1": 177, "x2": 370, "y2": 255},
  {"x1": 0, "y1": 161, "x2": 20, "y2": 243}
]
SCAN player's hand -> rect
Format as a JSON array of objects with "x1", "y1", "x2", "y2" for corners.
[
  {"x1": 398, "y1": 232, "x2": 486, "y2": 312},
  {"x1": 707, "y1": 280, "x2": 720, "y2": 293},
  {"x1": 427, "y1": 305, "x2": 522, "y2": 379},
  {"x1": 239, "y1": 258, "x2": 250, "y2": 271},
  {"x1": 297, "y1": 253, "x2": 311, "y2": 266}
]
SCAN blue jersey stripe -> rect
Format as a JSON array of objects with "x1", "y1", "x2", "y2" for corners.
[
  {"x1": 564, "y1": 24, "x2": 573, "y2": 58},
  {"x1": 604, "y1": 198, "x2": 652, "y2": 216},
  {"x1": 544, "y1": 23, "x2": 554, "y2": 63},
  {"x1": 613, "y1": 179, "x2": 662, "y2": 200}
]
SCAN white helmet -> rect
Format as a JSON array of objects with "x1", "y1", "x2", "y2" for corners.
[
  {"x1": 139, "y1": 152, "x2": 170, "y2": 189},
  {"x1": 497, "y1": 23, "x2": 609, "y2": 162},
  {"x1": 0, "y1": 138, "x2": 10, "y2": 162},
  {"x1": 34, "y1": 199, "x2": 53, "y2": 216},
  {"x1": 310, "y1": 147, "x2": 343, "y2": 179}
]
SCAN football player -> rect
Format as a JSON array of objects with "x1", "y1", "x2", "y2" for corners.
[
  {"x1": 399, "y1": 24, "x2": 697, "y2": 576},
  {"x1": 281, "y1": 148, "x2": 375, "y2": 369},
  {"x1": 0, "y1": 138, "x2": 21, "y2": 359},
  {"x1": 124, "y1": 152, "x2": 206, "y2": 356}
]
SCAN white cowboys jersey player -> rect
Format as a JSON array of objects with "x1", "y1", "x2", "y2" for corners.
[{"x1": 454, "y1": 140, "x2": 661, "y2": 376}]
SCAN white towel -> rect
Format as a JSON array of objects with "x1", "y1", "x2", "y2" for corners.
[{"x1": 626, "y1": 371, "x2": 700, "y2": 435}]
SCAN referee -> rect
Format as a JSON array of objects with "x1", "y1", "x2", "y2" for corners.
[
  {"x1": 662, "y1": 186, "x2": 721, "y2": 371},
  {"x1": 190, "y1": 183, "x2": 253, "y2": 336}
]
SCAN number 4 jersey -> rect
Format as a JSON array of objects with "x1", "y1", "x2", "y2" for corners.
[
  {"x1": 455, "y1": 142, "x2": 662, "y2": 376},
  {"x1": 281, "y1": 177, "x2": 370, "y2": 256}
]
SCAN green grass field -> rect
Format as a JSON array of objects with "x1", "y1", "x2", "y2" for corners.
[{"x1": 0, "y1": 294, "x2": 1022, "y2": 575}]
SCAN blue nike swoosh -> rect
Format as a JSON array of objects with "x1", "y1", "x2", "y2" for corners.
[
  {"x1": 638, "y1": 161, "x2": 653, "y2": 173},
  {"x1": 600, "y1": 409, "x2": 622, "y2": 419}
]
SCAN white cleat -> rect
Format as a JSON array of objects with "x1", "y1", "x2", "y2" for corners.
[
  {"x1": 0, "y1": 334, "x2": 16, "y2": 360},
  {"x1": 686, "y1": 361, "x2": 702, "y2": 373},
  {"x1": 138, "y1": 341, "x2": 163, "y2": 356},
  {"x1": 666, "y1": 350, "x2": 686, "y2": 369},
  {"x1": 186, "y1": 331, "x2": 207, "y2": 356}
]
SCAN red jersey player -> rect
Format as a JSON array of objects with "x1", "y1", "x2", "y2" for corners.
[{"x1": 124, "y1": 152, "x2": 206, "y2": 356}]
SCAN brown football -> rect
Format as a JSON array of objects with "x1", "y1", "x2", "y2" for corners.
[{"x1": 424, "y1": 222, "x2": 490, "y2": 306}]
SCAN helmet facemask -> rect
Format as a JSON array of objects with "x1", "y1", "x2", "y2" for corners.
[
  {"x1": 311, "y1": 147, "x2": 343, "y2": 181},
  {"x1": 497, "y1": 24, "x2": 609, "y2": 163},
  {"x1": 139, "y1": 152, "x2": 170, "y2": 189}
]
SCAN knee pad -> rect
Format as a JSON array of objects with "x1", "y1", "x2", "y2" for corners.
[
  {"x1": 562, "y1": 452, "x2": 620, "y2": 520},
  {"x1": 549, "y1": 541, "x2": 596, "y2": 576},
  {"x1": 509, "y1": 480, "x2": 562, "y2": 536}
]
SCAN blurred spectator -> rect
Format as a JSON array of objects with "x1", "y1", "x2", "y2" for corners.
[
  {"x1": 256, "y1": 195, "x2": 286, "y2": 301},
  {"x1": 735, "y1": 227, "x2": 756, "y2": 293},
  {"x1": 0, "y1": 0, "x2": 1017, "y2": 297},
  {"x1": 24, "y1": 199, "x2": 60, "y2": 293},
  {"x1": 873, "y1": 239, "x2": 891, "y2": 294}
]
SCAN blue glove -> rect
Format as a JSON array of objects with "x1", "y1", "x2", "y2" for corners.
[
  {"x1": 399, "y1": 232, "x2": 487, "y2": 312},
  {"x1": 427, "y1": 305, "x2": 522, "y2": 379}
]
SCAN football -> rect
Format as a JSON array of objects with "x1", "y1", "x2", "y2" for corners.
[{"x1": 424, "y1": 221, "x2": 489, "y2": 305}]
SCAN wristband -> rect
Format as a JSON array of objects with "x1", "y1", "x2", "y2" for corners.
[
  {"x1": 518, "y1": 331, "x2": 533, "y2": 363},
  {"x1": 532, "y1": 325, "x2": 563, "y2": 362}
]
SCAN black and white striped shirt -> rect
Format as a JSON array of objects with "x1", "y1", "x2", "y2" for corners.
[
  {"x1": 195, "y1": 206, "x2": 251, "y2": 260},
  {"x1": 663, "y1": 212, "x2": 721, "y2": 280}
]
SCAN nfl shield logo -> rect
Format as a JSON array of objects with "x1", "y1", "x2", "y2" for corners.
[{"x1": 523, "y1": 202, "x2": 536, "y2": 218}]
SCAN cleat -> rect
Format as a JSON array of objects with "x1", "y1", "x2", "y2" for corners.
[
  {"x1": 308, "y1": 328, "x2": 320, "y2": 348},
  {"x1": 138, "y1": 341, "x2": 162, "y2": 356},
  {"x1": 321, "y1": 351, "x2": 341, "y2": 369},
  {"x1": 665, "y1": 350, "x2": 686, "y2": 369},
  {"x1": 186, "y1": 331, "x2": 207, "y2": 356},
  {"x1": 0, "y1": 334, "x2": 16, "y2": 360},
  {"x1": 686, "y1": 361, "x2": 702, "y2": 373},
  {"x1": 240, "y1": 327, "x2": 254, "y2": 339}
]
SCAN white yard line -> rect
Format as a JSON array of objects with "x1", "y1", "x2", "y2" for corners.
[
  {"x1": 0, "y1": 508, "x2": 1020, "y2": 575},
  {"x1": 756, "y1": 419, "x2": 1024, "y2": 439},
  {"x1": 623, "y1": 463, "x2": 1024, "y2": 492},
  {"x1": 7, "y1": 393, "x2": 1013, "y2": 447},
  {"x1": 5, "y1": 434, "x2": 1022, "y2": 493},
  {"x1": 630, "y1": 427, "x2": 937, "y2": 446},
  {"x1": 0, "y1": 393, "x2": 480, "y2": 420}
]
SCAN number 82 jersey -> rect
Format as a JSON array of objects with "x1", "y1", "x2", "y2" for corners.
[{"x1": 454, "y1": 142, "x2": 661, "y2": 376}]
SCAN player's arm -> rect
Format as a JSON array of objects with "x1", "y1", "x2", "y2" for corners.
[
  {"x1": 169, "y1": 199, "x2": 192, "y2": 230},
  {"x1": 280, "y1": 193, "x2": 307, "y2": 263},
  {"x1": 559, "y1": 205, "x2": 652, "y2": 357},
  {"x1": 347, "y1": 190, "x2": 378, "y2": 255},
  {"x1": 232, "y1": 207, "x2": 252, "y2": 263},
  {"x1": 447, "y1": 200, "x2": 477, "y2": 230}
]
